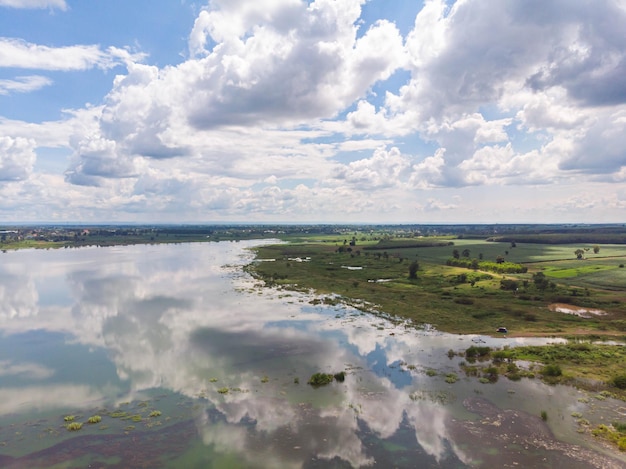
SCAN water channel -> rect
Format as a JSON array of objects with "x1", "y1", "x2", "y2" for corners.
[{"x1": 0, "y1": 241, "x2": 624, "y2": 468}]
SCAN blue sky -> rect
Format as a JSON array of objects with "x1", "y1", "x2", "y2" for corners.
[{"x1": 1, "y1": 0, "x2": 625, "y2": 223}]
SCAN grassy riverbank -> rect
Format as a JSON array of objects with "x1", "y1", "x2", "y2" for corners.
[
  {"x1": 247, "y1": 238, "x2": 626, "y2": 337},
  {"x1": 247, "y1": 233, "x2": 626, "y2": 409}
]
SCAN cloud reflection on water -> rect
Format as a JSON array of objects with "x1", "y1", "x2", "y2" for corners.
[{"x1": 0, "y1": 242, "x2": 595, "y2": 467}]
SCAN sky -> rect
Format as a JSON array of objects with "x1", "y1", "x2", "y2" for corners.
[{"x1": 1, "y1": 0, "x2": 625, "y2": 224}]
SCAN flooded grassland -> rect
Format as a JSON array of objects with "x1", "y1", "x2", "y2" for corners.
[{"x1": 0, "y1": 241, "x2": 624, "y2": 468}]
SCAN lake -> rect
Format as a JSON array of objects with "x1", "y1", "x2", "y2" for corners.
[{"x1": 0, "y1": 241, "x2": 624, "y2": 468}]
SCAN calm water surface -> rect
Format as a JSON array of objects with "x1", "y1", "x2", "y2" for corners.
[{"x1": 0, "y1": 241, "x2": 624, "y2": 468}]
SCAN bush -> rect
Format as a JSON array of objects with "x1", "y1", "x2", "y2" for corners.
[
  {"x1": 541, "y1": 364, "x2": 562, "y2": 377},
  {"x1": 613, "y1": 374, "x2": 626, "y2": 389},
  {"x1": 308, "y1": 372, "x2": 334, "y2": 387},
  {"x1": 500, "y1": 279, "x2": 519, "y2": 291},
  {"x1": 465, "y1": 346, "x2": 491, "y2": 358}
]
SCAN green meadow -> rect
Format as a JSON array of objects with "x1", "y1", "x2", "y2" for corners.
[{"x1": 248, "y1": 236, "x2": 626, "y2": 337}]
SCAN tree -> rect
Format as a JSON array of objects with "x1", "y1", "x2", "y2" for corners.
[
  {"x1": 452, "y1": 249, "x2": 460, "y2": 259},
  {"x1": 574, "y1": 249, "x2": 584, "y2": 260},
  {"x1": 408, "y1": 260, "x2": 419, "y2": 279},
  {"x1": 533, "y1": 272, "x2": 549, "y2": 290},
  {"x1": 462, "y1": 249, "x2": 470, "y2": 258},
  {"x1": 593, "y1": 245, "x2": 600, "y2": 254},
  {"x1": 496, "y1": 255, "x2": 505, "y2": 264}
]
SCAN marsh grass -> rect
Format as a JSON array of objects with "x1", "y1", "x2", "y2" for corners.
[{"x1": 65, "y1": 422, "x2": 83, "y2": 431}]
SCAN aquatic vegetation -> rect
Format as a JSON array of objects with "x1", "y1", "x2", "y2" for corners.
[
  {"x1": 110, "y1": 411, "x2": 128, "y2": 418},
  {"x1": 409, "y1": 390, "x2": 455, "y2": 405},
  {"x1": 425, "y1": 369, "x2": 437, "y2": 377},
  {"x1": 308, "y1": 372, "x2": 334, "y2": 387},
  {"x1": 333, "y1": 371, "x2": 346, "y2": 382},
  {"x1": 217, "y1": 387, "x2": 229, "y2": 394},
  {"x1": 131, "y1": 414, "x2": 143, "y2": 422},
  {"x1": 149, "y1": 410, "x2": 162, "y2": 417},
  {"x1": 445, "y1": 373, "x2": 459, "y2": 384},
  {"x1": 63, "y1": 415, "x2": 76, "y2": 422},
  {"x1": 209, "y1": 377, "x2": 218, "y2": 383},
  {"x1": 87, "y1": 415, "x2": 102, "y2": 424},
  {"x1": 66, "y1": 422, "x2": 83, "y2": 431},
  {"x1": 293, "y1": 377, "x2": 299, "y2": 384},
  {"x1": 592, "y1": 423, "x2": 626, "y2": 450},
  {"x1": 571, "y1": 412, "x2": 583, "y2": 418},
  {"x1": 124, "y1": 425, "x2": 135, "y2": 431},
  {"x1": 261, "y1": 376, "x2": 269, "y2": 383},
  {"x1": 465, "y1": 345, "x2": 491, "y2": 359}
]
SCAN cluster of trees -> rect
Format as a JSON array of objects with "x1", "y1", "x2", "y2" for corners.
[
  {"x1": 499, "y1": 272, "x2": 556, "y2": 292},
  {"x1": 446, "y1": 257, "x2": 528, "y2": 274},
  {"x1": 575, "y1": 245, "x2": 600, "y2": 259}
]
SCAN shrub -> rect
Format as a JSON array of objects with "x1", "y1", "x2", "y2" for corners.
[
  {"x1": 308, "y1": 372, "x2": 334, "y2": 387},
  {"x1": 542, "y1": 364, "x2": 562, "y2": 377},
  {"x1": 541, "y1": 410, "x2": 548, "y2": 421},
  {"x1": 465, "y1": 346, "x2": 491, "y2": 358},
  {"x1": 613, "y1": 374, "x2": 626, "y2": 389}
]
